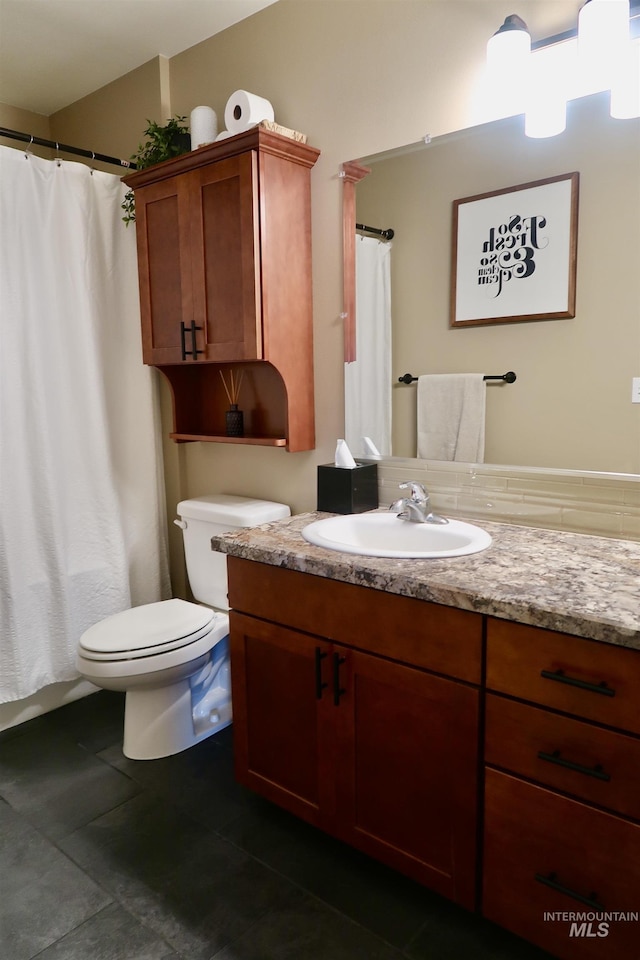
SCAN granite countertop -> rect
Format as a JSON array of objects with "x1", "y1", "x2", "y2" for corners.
[{"x1": 211, "y1": 512, "x2": 640, "y2": 650}]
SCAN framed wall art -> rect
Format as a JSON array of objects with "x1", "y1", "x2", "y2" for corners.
[{"x1": 450, "y1": 171, "x2": 579, "y2": 327}]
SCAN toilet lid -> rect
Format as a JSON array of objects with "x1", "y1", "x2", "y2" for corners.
[{"x1": 79, "y1": 599, "x2": 216, "y2": 659}]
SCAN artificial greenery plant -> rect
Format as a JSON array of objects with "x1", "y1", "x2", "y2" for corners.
[{"x1": 121, "y1": 116, "x2": 191, "y2": 224}]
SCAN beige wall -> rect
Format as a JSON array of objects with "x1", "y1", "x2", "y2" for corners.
[
  {"x1": 0, "y1": 102, "x2": 51, "y2": 157},
  {"x1": 164, "y1": 0, "x2": 583, "y2": 510},
  {"x1": 51, "y1": 57, "x2": 168, "y2": 173},
  {"x1": 357, "y1": 94, "x2": 640, "y2": 473},
  {"x1": 13, "y1": 0, "x2": 596, "y2": 594}
]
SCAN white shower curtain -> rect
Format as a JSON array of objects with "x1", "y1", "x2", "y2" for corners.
[
  {"x1": 344, "y1": 235, "x2": 392, "y2": 456},
  {"x1": 0, "y1": 145, "x2": 170, "y2": 703}
]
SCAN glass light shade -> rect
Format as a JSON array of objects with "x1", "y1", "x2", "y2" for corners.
[
  {"x1": 578, "y1": 0, "x2": 630, "y2": 90},
  {"x1": 525, "y1": 96, "x2": 567, "y2": 137},
  {"x1": 487, "y1": 15, "x2": 531, "y2": 72},
  {"x1": 610, "y1": 39, "x2": 640, "y2": 117},
  {"x1": 525, "y1": 45, "x2": 568, "y2": 137}
]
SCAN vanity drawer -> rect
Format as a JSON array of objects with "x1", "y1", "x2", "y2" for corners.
[
  {"x1": 484, "y1": 769, "x2": 640, "y2": 960},
  {"x1": 227, "y1": 557, "x2": 482, "y2": 683},
  {"x1": 486, "y1": 618, "x2": 640, "y2": 734},
  {"x1": 485, "y1": 693, "x2": 640, "y2": 820}
]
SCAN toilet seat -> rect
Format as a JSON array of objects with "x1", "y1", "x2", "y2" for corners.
[{"x1": 79, "y1": 598, "x2": 219, "y2": 662}]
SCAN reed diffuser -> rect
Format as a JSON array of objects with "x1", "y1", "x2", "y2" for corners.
[{"x1": 220, "y1": 368, "x2": 244, "y2": 437}]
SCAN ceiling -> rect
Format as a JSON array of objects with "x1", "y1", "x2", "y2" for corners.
[{"x1": 0, "y1": 0, "x2": 278, "y2": 116}]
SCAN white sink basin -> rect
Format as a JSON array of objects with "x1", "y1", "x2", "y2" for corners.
[{"x1": 302, "y1": 512, "x2": 491, "y2": 559}]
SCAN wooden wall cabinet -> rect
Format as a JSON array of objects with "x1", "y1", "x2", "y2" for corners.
[
  {"x1": 227, "y1": 558, "x2": 482, "y2": 910},
  {"x1": 124, "y1": 129, "x2": 320, "y2": 451},
  {"x1": 484, "y1": 618, "x2": 640, "y2": 960}
]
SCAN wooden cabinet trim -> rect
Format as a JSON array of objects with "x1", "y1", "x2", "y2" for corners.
[
  {"x1": 341, "y1": 160, "x2": 370, "y2": 362},
  {"x1": 123, "y1": 128, "x2": 320, "y2": 189}
]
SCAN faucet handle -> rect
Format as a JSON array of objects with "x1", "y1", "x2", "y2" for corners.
[{"x1": 399, "y1": 480, "x2": 428, "y2": 502}]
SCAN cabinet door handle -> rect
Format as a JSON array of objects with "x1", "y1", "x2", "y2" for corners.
[
  {"x1": 537, "y1": 749, "x2": 611, "y2": 782},
  {"x1": 180, "y1": 321, "x2": 204, "y2": 359},
  {"x1": 315, "y1": 647, "x2": 328, "y2": 700},
  {"x1": 535, "y1": 872, "x2": 605, "y2": 911},
  {"x1": 190, "y1": 321, "x2": 204, "y2": 358},
  {"x1": 333, "y1": 653, "x2": 346, "y2": 706},
  {"x1": 540, "y1": 669, "x2": 615, "y2": 698}
]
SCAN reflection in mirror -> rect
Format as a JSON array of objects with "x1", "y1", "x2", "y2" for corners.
[{"x1": 346, "y1": 93, "x2": 640, "y2": 475}]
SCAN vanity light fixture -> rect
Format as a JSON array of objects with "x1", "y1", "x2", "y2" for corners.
[{"x1": 486, "y1": 0, "x2": 640, "y2": 136}]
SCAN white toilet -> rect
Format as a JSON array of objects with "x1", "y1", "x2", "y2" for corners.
[{"x1": 76, "y1": 494, "x2": 290, "y2": 760}]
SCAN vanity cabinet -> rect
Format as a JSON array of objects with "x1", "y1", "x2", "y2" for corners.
[
  {"x1": 227, "y1": 557, "x2": 482, "y2": 909},
  {"x1": 123, "y1": 128, "x2": 320, "y2": 451},
  {"x1": 483, "y1": 618, "x2": 640, "y2": 960}
]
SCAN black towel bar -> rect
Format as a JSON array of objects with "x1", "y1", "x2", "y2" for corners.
[{"x1": 398, "y1": 371, "x2": 516, "y2": 385}]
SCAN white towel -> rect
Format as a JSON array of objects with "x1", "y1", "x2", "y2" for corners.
[{"x1": 417, "y1": 374, "x2": 486, "y2": 462}]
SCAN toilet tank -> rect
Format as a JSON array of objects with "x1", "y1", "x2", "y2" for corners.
[{"x1": 176, "y1": 494, "x2": 290, "y2": 610}]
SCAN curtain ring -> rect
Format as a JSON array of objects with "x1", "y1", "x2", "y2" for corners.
[
  {"x1": 24, "y1": 134, "x2": 33, "y2": 159},
  {"x1": 55, "y1": 142, "x2": 61, "y2": 166}
]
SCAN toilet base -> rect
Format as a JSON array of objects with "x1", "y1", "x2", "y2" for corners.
[
  {"x1": 122, "y1": 637, "x2": 232, "y2": 760},
  {"x1": 122, "y1": 667, "x2": 232, "y2": 760}
]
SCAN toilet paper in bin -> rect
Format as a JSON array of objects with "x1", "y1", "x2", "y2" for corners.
[{"x1": 224, "y1": 90, "x2": 274, "y2": 133}]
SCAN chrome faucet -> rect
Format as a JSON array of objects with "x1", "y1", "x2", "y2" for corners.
[{"x1": 389, "y1": 481, "x2": 448, "y2": 525}]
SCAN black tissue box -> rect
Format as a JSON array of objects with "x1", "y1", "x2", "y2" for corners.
[{"x1": 317, "y1": 461, "x2": 378, "y2": 514}]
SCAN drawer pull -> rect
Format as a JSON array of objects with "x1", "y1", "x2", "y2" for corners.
[
  {"x1": 537, "y1": 749, "x2": 611, "y2": 782},
  {"x1": 315, "y1": 647, "x2": 328, "y2": 700},
  {"x1": 333, "y1": 653, "x2": 346, "y2": 706},
  {"x1": 535, "y1": 872, "x2": 605, "y2": 911},
  {"x1": 540, "y1": 669, "x2": 615, "y2": 698}
]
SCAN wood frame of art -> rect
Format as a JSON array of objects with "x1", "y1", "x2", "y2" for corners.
[{"x1": 450, "y1": 171, "x2": 579, "y2": 327}]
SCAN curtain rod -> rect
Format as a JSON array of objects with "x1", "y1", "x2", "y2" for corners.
[
  {"x1": 0, "y1": 127, "x2": 137, "y2": 170},
  {"x1": 356, "y1": 222, "x2": 395, "y2": 240}
]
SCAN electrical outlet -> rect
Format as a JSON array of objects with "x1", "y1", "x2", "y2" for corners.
[{"x1": 633, "y1": 378, "x2": 640, "y2": 404}]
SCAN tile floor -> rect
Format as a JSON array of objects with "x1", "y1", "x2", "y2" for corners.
[{"x1": 0, "y1": 691, "x2": 552, "y2": 959}]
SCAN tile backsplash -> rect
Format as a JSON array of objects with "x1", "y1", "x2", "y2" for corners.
[{"x1": 378, "y1": 459, "x2": 640, "y2": 542}]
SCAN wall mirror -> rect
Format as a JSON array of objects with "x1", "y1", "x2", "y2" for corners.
[{"x1": 343, "y1": 92, "x2": 640, "y2": 476}]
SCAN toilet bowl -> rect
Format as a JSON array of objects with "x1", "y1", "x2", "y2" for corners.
[{"x1": 76, "y1": 494, "x2": 290, "y2": 760}]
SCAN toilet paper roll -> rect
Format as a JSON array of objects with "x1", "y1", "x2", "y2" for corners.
[
  {"x1": 215, "y1": 130, "x2": 234, "y2": 141},
  {"x1": 224, "y1": 90, "x2": 274, "y2": 134},
  {"x1": 190, "y1": 106, "x2": 218, "y2": 148}
]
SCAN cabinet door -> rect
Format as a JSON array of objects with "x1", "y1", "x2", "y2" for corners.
[
  {"x1": 335, "y1": 648, "x2": 480, "y2": 910},
  {"x1": 134, "y1": 175, "x2": 193, "y2": 364},
  {"x1": 229, "y1": 611, "x2": 335, "y2": 826},
  {"x1": 484, "y1": 769, "x2": 640, "y2": 960},
  {"x1": 191, "y1": 152, "x2": 262, "y2": 361}
]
